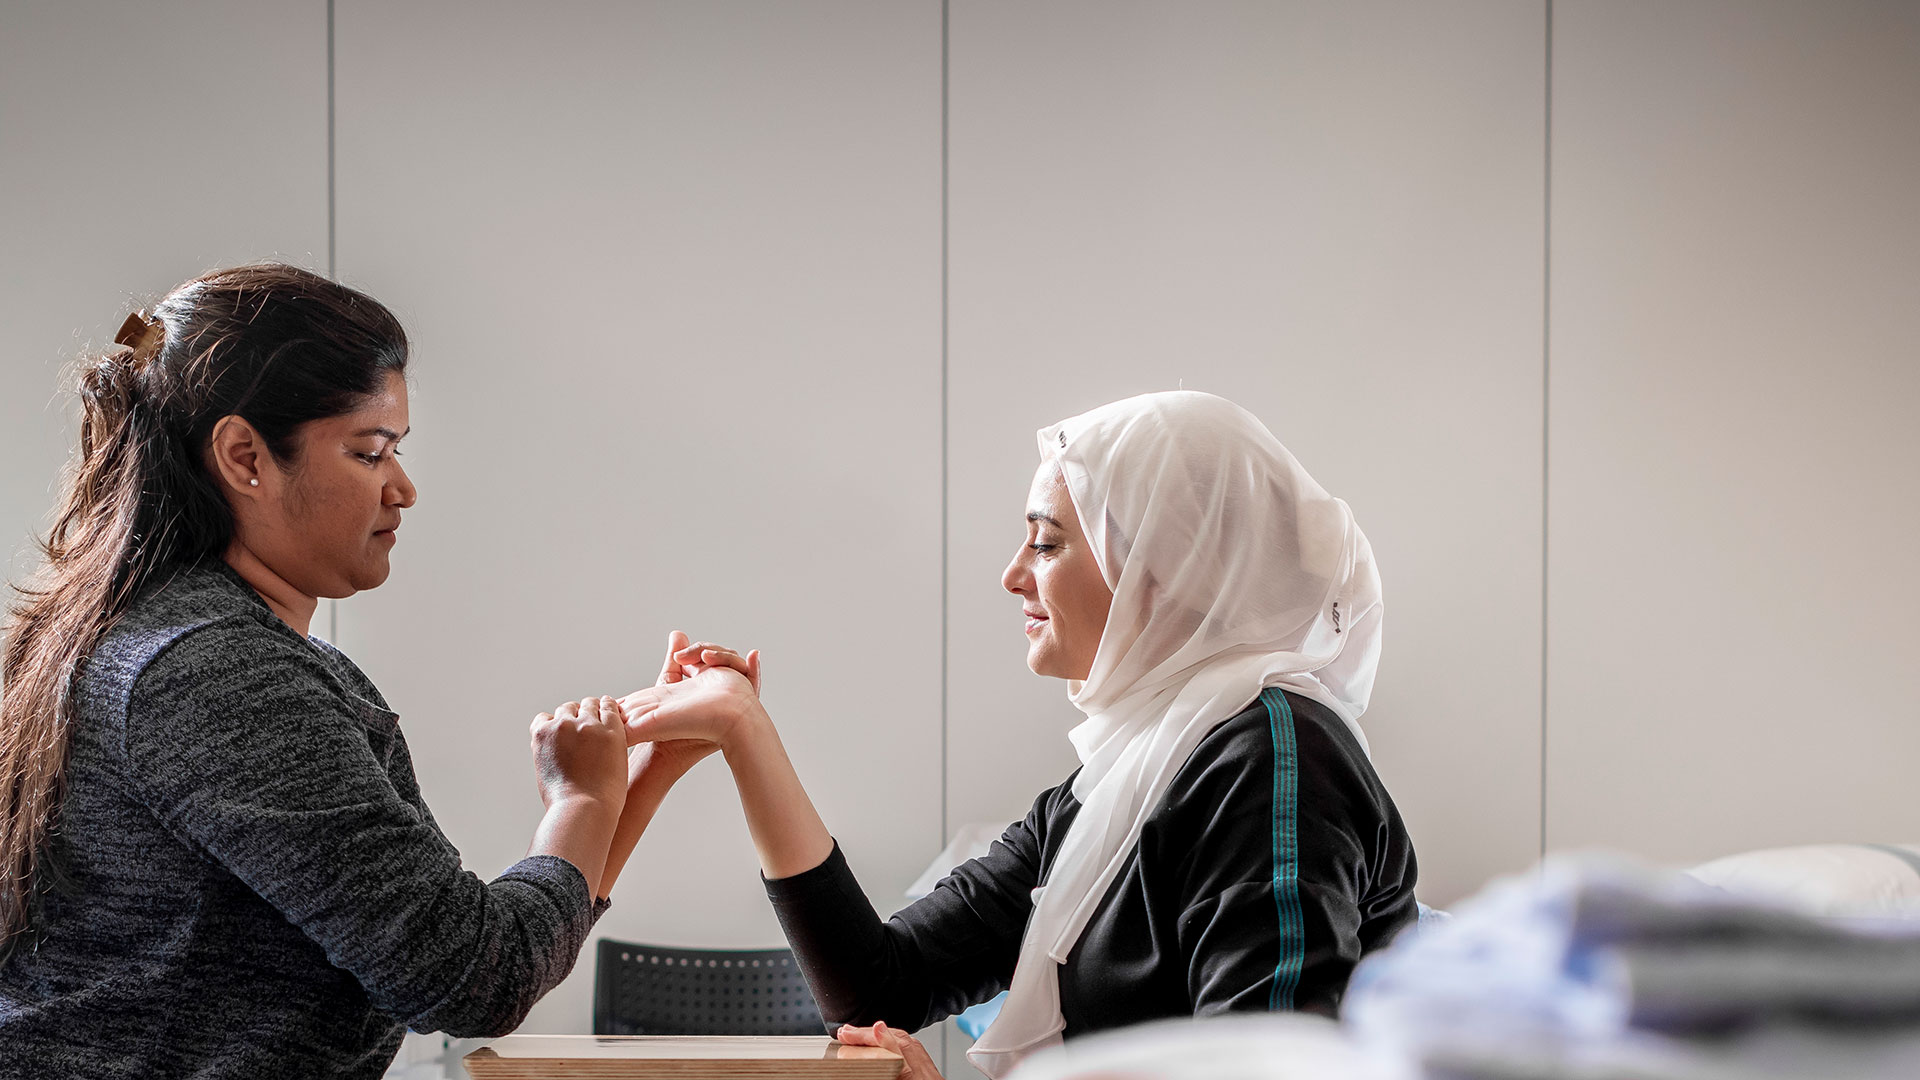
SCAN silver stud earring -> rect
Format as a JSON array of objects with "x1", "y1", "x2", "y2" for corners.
[{"x1": 249, "y1": 479, "x2": 259, "y2": 487}]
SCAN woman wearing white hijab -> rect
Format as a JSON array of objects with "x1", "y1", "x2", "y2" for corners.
[{"x1": 622, "y1": 391, "x2": 1417, "y2": 1078}]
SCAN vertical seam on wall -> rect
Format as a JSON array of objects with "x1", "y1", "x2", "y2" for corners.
[
  {"x1": 326, "y1": 0, "x2": 339, "y2": 646},
  {"x1": 939, "y1": 0, "x2": 951, "y2": 861},
  {"x1": 937, "y1": 8, "x2": 951, "y2": 1068},
  {"x1": 327, "y1": 0, "x2": 337, "y2": 284},
  {"x1": 1539, "y1": 0, "x2": 1553, "y2": 861}
]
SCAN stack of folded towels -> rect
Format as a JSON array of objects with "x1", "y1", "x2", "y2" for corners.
[
  {"x1": 1008, "y1": 850, "x2": 1920, "y2": 1080},
  {"x1": 1342, "y1": 856, "x2": 1920, "y2": 1079}
]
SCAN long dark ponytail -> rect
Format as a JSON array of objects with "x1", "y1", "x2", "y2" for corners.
[{"x1": 0, "y1": 263, "x2": 408, "y2": 950}]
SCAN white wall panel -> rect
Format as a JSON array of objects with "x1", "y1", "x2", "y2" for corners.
[
  {"x1": 946, "y1": 1, "x2": 1548, "y2": 915},
  {"x1": 1546, "y1": 1, "x2": 1920, "y2": 859},
  {"x1": 332, "y1": 0, "x2": 944, "y2": 1036},
  {"x1": 0, "y1": 0, "x2": 327, "y2": 590}
]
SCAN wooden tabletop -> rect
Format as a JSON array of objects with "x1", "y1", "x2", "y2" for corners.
[{"x1": 463, "y1": 1035, "x2": 904, "y2": 1079}]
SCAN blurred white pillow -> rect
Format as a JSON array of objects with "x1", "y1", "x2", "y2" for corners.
[
  {"x1": 1686, "y1": 843, "x2": 1920, "y2": 918},
  {"x1": 1006, "y1": 1014, "x2": 1411, "y2": 1080}
]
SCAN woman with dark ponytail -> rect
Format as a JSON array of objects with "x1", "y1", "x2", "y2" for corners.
[{"x1": 0, "y1": 265, "x2": 687, "y2": 1077}]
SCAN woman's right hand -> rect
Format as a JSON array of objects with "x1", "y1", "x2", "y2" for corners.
[
  {"x1": 529, "y1": 696, "x2": 629, "y2": 812},
  {"x1": 620, "y1": 634, "x2": 766, "y2": 753},
  {"x1": 619, "y1": 661, "x2": 764, "y2": 753},
  {"x1": 657, "y1": 632, "x2": 763, "y2": 694},
  {"x1": 630, "y1": 633, "x2": 833, "y2": 880}
]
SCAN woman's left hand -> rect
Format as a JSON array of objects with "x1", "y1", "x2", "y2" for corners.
[{"x1": 836, "y1": 1022, "x2": 943, "y2": 1080}]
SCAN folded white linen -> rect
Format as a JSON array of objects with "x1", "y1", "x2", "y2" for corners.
[
  {"x1": 1005, "y1": 1013, "x2": 1412, "y2": 1080},
  {"x1": 1004, "y1": 857, "x2": 1920, "y2": 1080},
  {"x1": 1343, "y1": 856, "x2": 1920, "y2": 1080}
]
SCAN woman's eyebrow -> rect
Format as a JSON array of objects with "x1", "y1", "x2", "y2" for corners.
[
  {"x1": 1027, "y1": 512, "x2": 1063, "y2": 527},
  {"x1": 354, "y1": 426, "x2": 409, "y2": 441}
]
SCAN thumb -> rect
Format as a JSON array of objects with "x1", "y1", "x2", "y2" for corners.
[{"x1": 660, "y1": 630, "x2": 691, "y2": 684}]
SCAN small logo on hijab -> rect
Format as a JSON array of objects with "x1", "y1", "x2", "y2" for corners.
[
  {"x1": 1332, "y1": 601, "x2": 1342, "y2": 633},
  {"x1": 1059, "y1": 431, "x2": 1068, "y2": 448}
]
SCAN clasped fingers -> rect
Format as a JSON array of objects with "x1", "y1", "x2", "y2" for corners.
[
  {"x1": 529, "y1": 695, "x2": 629, "y2": 810},
  {"x1": 670, "y1": 638, "x2": 763, "y2": 694}
]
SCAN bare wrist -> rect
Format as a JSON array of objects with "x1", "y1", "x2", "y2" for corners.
[
  {"x1": 547, "y1": 791, "x2": 623, "y2": 827},
  {"x1": 720, "y1": 702, "x2": 778, "y2": 763}
]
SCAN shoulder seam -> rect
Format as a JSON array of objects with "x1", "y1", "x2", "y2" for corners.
[
  {"x1": 128, "y1": 610, "x2": 290, "y2": 686},
  {"x1": 117, "y1": 611, "x2": 310, "y2": 775}
]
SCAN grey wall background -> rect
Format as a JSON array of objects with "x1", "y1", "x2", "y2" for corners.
[
  {"x1": 1545, "y1": 0, "x2": 1920, "y2": 863},
  {"x1": 3, "y1": 0, "x2": 1916, "y2": 1068}
]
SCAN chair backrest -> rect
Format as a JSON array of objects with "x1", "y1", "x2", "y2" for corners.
[{"x1": 593, "y1": 939, "x2": 826, "y2": 1036}]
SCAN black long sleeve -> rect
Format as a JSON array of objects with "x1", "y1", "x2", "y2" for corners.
[
  {"x1": 765, "y1": 837, "x2": 1032, "y2": 1031},
  {"x1": 763, "y1": 689, "x2": 1418, "y2": 1038}
]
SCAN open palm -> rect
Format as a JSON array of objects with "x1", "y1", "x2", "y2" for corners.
[{"x1": 621, "y1": 631, "x2": 763, "y2": 752}]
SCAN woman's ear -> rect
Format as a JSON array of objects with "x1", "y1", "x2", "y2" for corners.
[{"x1": 207, "y1": 414, "x2": 269, "y2": 495}]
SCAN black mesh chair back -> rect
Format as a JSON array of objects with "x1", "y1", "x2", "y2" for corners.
[{"x1": 593, "y1": 939, "x2": 826, "y2": 1036}]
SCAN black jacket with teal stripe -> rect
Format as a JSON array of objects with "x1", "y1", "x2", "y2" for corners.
[{"x1": 764, "y1": 688, "x2": 1418, "y2": 1036}]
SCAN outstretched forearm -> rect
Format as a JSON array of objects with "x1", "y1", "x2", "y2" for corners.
[
  {"x1": 596, "y1": 745, "x2": 699, "y2": 899},
  {"x1": 724, "y1": 704, "x2": 835, "y2": 880},
  {"x1": 614, "y1": 651, "x2": 832, "y2": 882}
]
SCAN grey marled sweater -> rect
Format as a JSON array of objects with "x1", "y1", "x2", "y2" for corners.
[{"x1": 0, "y1": 562, "x2": 601, "y2": 1078}]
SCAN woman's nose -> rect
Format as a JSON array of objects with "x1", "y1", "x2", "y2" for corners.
[
  {"x1": 389, "y1": 463, "x2": 419, "y2": 509},
  {"x1": 1002, "y1": 550, "x2": 1032, "y2": 596}
]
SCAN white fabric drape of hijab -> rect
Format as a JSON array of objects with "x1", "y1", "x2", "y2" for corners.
[{"x1": 967, "y1": 391, "x2": 1385, "y2": 1078}]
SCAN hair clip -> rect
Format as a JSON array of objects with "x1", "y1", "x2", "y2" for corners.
[{"x1": 113, "y1": 311, "x2": 165, "y2": 365}]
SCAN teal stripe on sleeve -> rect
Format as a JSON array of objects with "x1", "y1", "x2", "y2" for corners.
[{"x1": 1261, "y1": 688, "x2": 1304, "y2": 1010}]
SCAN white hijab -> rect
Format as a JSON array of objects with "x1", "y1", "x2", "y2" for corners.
[{"x1": 968, "y1": 391, "x2": 1385, "y2": 1077}]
